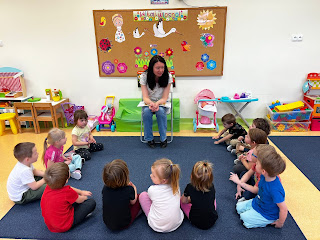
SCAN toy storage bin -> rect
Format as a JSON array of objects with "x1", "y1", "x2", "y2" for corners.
[
  {"x1": 266, "y1": 118, "x2": 311, "y2": 132},
  {"x1": 266, "y1": 100, "x2": 313, "y2": 122},
  {"x1": 311, "y1": 118, "x2": 320, "y2": 131}
]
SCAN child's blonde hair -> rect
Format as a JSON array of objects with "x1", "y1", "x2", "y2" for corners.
[
  {"x1": 190, "y1": 161, "x2": 213, "y2": 192},
  {"x1": 152, "y1": 158, "x2": 180, "y2": 195},
  {"x1": 103, "y1": 159, "x2": 129, "y2": 188},
  {"x1": 256, "y1": 144, "x2": 286, "y2": 177},
  {"x1": 42, "y1": 128, "x2": 65, "y2": 165},
  {"x1": 44, "y1": 162, "x2": 69, "y2": 189}
]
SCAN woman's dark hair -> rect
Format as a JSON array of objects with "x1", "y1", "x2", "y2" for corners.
[{"x1": 146, "y1": 55, "x2": 169, "y2": 90}]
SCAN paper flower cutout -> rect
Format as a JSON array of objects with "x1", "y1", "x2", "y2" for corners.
[
  {"x1": 200, "y1": 33, "x2": 214, "y2": 48},
  {"x1": 171, "y1": 66, "x2": 174, "y2": 69},
  {"x1": 144, "y1": 51, "x2": 149, "y2": 57},
  {"x1": 102, "y1": 61, "x2": 115, "y2": 75},
  {"x1": 150, "y1": 48, "x2": 158, "y2": 56},
  {"x1": 206, "y1": 34, "x2": 214, "y2": 43},
  {"x1": 135, "y1": 64, "x2": 138, "y2": 68},
  {"x1": 207, "y1": 60, "x2": 216, "y2": 70},
  {"x1": 196, "y1": 62, "x2": 204, "y2": 71},
  {"x1": 201, "y1": 54, "x2": 209, "y2": 62},
  {"x1": 134, "y1": 47, "x2": 142, "y2": 55},
  {"x1": 114, "y1": 59, "x2": 118, "y2": 64},
  {"x1": 166, "y1": 48, "x2": 174, "y2": 56},
  {"x1": 159, "y1": 52, "x2": 165, "y2": 57},
  {"x1": 117, "y1": 63, "x2": 128, "y2": 73},
  {"x1": 143, "y1": 65, "x2": 148, "y2": 70}
]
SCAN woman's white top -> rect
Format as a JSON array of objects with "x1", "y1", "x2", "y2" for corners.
[
  {"x1": 140, "y1": 72, "x2": 173, "y2": 102},
  {"x1": 147, "y1": 184, "x2": 184, "y2": 232}
]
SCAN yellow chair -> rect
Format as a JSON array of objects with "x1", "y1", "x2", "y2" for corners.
[{"x1": 0, "y1": 113, "x2": 18, "y2": 136}]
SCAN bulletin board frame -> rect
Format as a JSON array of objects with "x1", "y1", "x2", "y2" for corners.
[{"x1": 93, "y1": 7, "x2": 227, "y2": 77}]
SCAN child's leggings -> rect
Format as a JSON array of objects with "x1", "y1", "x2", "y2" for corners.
[
  {"x1": 139, "y1": 192, "x2": 152, "y2": 216},
  {"x1": 75, "y1": 143, "x2": 104, "y2": 161},
  {"x1": 68, "y1": 154, "x2": 82, "y2": 172},
  {"x1": 72, "y1": 198, "x2": 96, "y2": 227},
  {"x1": 180, "y1": 199, "x2": 217, "y2": 219}
]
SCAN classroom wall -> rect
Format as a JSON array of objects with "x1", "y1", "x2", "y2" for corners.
[{"x1": 1, "y1": 0, "x2": 319, "y2": 118}]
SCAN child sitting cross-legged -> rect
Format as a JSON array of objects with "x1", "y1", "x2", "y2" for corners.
[
  {"x1": 180, "y1": 161, "x2": 218, "y2": 230},
  {"x1": 102, "y1": 159, "x2": 141, "y2": 231},
  {"x1": 233, "y1": 128, "x2": 268, "y2": 177},
  {"x1": 7, "y1": 142, "x2": 46, "y2": 205},
  {"x1": 229, "y1": 144, "x2": 287, "y2": 229},
  {"x1": 41, "y1": 162, "x2": 96, "y2": 233},
  {"x1": 43, "y1": 128, "x2": 83, "y2": 180},
  {"x1": 232, "y1": 118, "x2": 271, "y2": 155},
  {"x1": 212, "y1": 113, "x2": 247, "y2": 150},
  {"x1": 139, "y1": 158, "x2": 184, "y2": 233}
]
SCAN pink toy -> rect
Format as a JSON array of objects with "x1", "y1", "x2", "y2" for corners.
[
  {"x1": 233, "y1": 93, "x2": 240, "y2": 99},
  {"x1": 193, "y1": 89, "x2": 219, "y2": 132},
  {"x1": 96, "y1": 96, "x2": 116, "y2": 132}
]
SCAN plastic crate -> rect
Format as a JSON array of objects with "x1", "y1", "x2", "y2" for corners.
[
  {"x1": 267, "y1": 118, "x2": 310, "y2": 132},
  {"x1": 266, "y1": 100, "x2": 313, "y2": 122}
]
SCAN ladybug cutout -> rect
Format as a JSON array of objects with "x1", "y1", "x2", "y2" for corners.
[{"x1": 99, "y1": 38, "x2": 112, "y2": 53}]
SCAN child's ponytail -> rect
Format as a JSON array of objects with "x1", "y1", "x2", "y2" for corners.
[
  {"x1": 170, "y1": 164, "x2": 181, "y2": 195},
  {"x1": 42, "y1": 137, "x2": 49, "y2": 166}
]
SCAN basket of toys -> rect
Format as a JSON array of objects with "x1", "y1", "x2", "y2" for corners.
[{"x1": 61, "y1": 102, "x2": 84, "y2": 126}]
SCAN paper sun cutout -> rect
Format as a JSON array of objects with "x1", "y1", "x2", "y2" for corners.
[{"x1": 197, "y1": 10, "x2": 217, "y2": 30}]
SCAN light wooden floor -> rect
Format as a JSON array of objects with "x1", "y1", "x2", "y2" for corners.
[{"x1": 0, "y1": 128, "x2": 319, "y2": 240}]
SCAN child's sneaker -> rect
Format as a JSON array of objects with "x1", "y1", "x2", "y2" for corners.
[
  {"x1": 234, "y1": 159, "x2": 240, "y2": 164},
  {"x1": 71, "y1": 170, "x2": 82, "y2": 180},
  {"x1": 227, "y1": 145, "x2": 234, "y2": 152},
  {"x1": 81, "y1": 158, "x2": 86, "y2": 165},
  {"x1": 231, "y1": 149, "x2": 237, "y2": 155}
]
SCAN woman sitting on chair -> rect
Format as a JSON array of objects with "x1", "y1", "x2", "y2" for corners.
[{"x1": 140, "y1": 55, "x2": 173, "y2": 149}]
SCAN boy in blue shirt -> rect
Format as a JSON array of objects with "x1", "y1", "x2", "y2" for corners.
[{"x1": 231, "y1": 144, "x2": 287, "y2": 228}]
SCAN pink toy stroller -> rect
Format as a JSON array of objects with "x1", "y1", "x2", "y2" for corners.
[
  {"x1": 61, "y1": 102, "x2": 85, "y2": 126},
  {"x1": 96, "y1": 96, "x2": 116, "y2": 132},
  {"x1": 193, "y1": 89, "x2": 219, "y2": 132}
]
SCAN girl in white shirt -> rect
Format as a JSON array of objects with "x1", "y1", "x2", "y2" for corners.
[{"x1": 139, "y1": 158, "x2": 184, "y2": 232}]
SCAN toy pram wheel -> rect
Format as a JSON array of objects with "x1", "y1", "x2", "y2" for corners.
[
  {"x1": 111, "y1": 125, "x2": 115, "y2": 132},
  {"x1": 193, "y1": 123, "x2": 197, "y2": 133},
  {"x1": 96, "y1": 125, "x2": 100, "y2": 132}
]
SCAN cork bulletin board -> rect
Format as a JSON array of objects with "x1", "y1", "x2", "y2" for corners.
[{"x1": 93, "y1": 7, "x2": 227, "y2": 77}]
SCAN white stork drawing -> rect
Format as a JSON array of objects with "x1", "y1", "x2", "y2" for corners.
[
  {"x1": 151, "y1": 19, "x2": 181, "y2": 38},
  {"x1": 132, "y1": 27, "x2": 145, "y2": 38}
]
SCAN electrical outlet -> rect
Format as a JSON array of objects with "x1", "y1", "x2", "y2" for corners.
[{"x1": 291, "y1": 34, "x2": 303, "y2": 42}]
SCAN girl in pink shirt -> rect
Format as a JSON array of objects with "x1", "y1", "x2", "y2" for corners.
[{"x1": 42, "y1": 128, "x2": 82, "y2": 180}]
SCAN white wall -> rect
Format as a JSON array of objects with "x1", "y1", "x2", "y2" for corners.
[{"x1": 1, "y1": 0, "x2": 319, "y2": 118}]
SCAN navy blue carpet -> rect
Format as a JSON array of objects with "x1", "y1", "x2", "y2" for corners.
[
  {"x1": 0, "y1": 136, "x2": 305, "y2": 240},
  {"x1": 269, "y1": 136, "x2": 320, "y2": 190}
]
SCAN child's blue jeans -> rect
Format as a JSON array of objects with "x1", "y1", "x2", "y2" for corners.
[
  {"x1": 142, "y1": 106, "x2": 167, "y2": 142},
  {"x1": 236, "y1": 199, "x2": 275, "y2": 228},
  {"x1": 68, "y1": 154, "x2": 82, "y2": 172}
]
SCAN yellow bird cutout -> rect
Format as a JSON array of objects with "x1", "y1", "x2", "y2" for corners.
[{"x1": 100, "y1": 17, "x2": 106, "y2": 27}]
